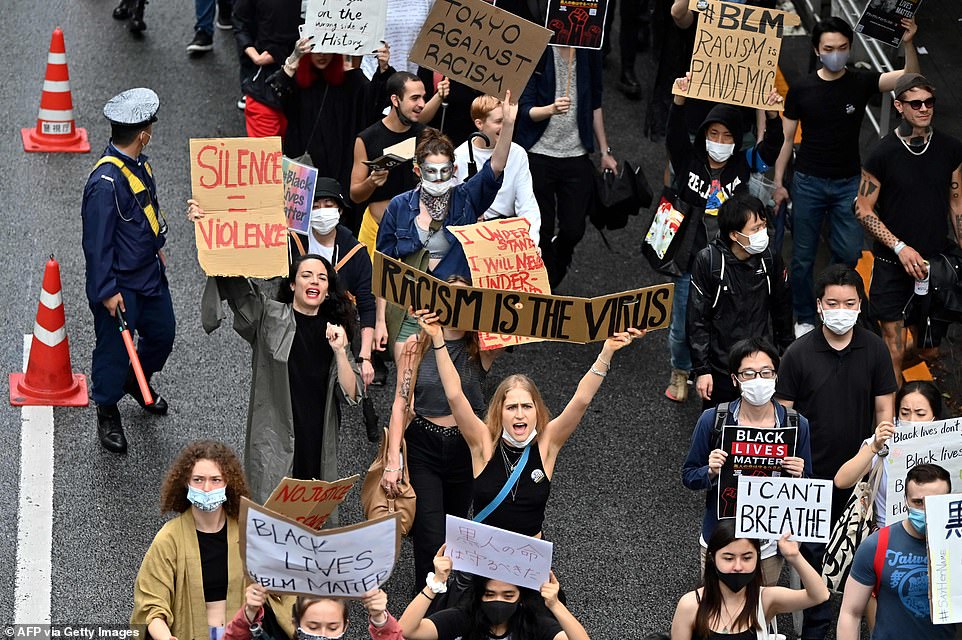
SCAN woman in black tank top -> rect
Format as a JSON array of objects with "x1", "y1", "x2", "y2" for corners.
[
  {"x1": 414, "y1": 310, "x2": 644, "y2": 539},
  {"x1": 669, "y1": 520, "x2": 829, "y2": 640}
]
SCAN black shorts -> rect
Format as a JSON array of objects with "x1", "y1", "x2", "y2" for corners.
[{"x1": 869, "y1": 252, "x2": 915, "y2": 322}]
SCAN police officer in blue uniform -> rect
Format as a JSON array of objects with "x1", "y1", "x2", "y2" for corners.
[{"x1": 81, "y1": 88, "x2": 175, "y2": 454}]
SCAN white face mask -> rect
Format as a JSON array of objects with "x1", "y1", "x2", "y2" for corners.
[
  {"x1": 310, "y1": 207, "x2": 340, "y2": 235},
  {"x1": 502, "y1": 426, "x2": 537, "y2": 448},
  {"x1": 735, "y1": 229, "x2": 769, "y2": 255},
  {"x1": 820, "y1": 307, "x2": 860, "y2": 335},
  {"x1": 739, "y1": 378, "x2": 776, "y2": 406},
  {"x1": 705, "y1": 139, "x2": 735, "y2": 163},
  {"x1": 421, "y1": 177, "x2": 455, "y2": 197}
]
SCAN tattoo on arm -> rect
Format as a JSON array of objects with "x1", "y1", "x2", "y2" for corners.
[
  {"x1": 859, "y1": 212, "x2": 899, "y2": 247},
  {"x1": 859, "y1": 178, "x2": 878, "y2": 197},
  {"x1": 399, "y1": 367, "x2": 413, "y2": 402}
]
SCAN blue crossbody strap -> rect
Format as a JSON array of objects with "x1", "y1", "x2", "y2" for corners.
[{"x1": 473, "y1": 444, "x2": 530, "y2": 523}]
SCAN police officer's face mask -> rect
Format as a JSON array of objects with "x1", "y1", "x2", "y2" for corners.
[{"x1": 140, "y1": 131, "x2": 152, "y2": 149}]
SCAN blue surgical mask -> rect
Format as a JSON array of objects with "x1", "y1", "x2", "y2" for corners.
[
  {"x1": 187, "y1": 485, "x2": 227, "y2": 512},
  {"x1": 907, "y1": 506, "x2": 926, "y2": 535}
]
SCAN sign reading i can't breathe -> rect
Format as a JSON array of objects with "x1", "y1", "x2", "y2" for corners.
[
  {"x1": 672, "y1": 0, "x2": 800, "y2": 110},
  {"x1": 735, "y1": 476, "x2": 832, "y2": 543}
]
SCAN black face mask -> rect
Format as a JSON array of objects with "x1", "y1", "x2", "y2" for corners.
[
  {"x1": 481, "y1": 600, "x2": 518, "y2": 626},
  {"x1": 394, "y1": 103, "x2": 414, "y2": 128},
  {"x1": 716, "y1": 570, "x2": 755, "y2": 593}
]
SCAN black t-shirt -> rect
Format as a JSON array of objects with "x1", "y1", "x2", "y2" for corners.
[
  {"x1": 429, "y1": 608, "x2": 561, "y2": 640},
  {"x1": 775, "y1": 326, "x2": 897, "y2": 480},
  {"x1": 196, "y1": 523, "x2": 228, "y2": 602},
  {"x1": 863, "y1": 129, "x2": 962, "y2": 258},
  {"x1": 356, "y1": 120, "x2": 425, "y2": 203},
  {"x1": 783, "y1": 69, "x2": 881, "y2": 178},
  {"x1": 288, "y1": 310, "x2": 334, "y2": 479}
]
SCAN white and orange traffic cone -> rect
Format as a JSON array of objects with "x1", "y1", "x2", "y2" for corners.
[
  {"x1": 9, "y1": 256, "x2": 88, "y2": 406},
  {"x1": 20, "y1": 27, "x2": 90, "y2": 153}
]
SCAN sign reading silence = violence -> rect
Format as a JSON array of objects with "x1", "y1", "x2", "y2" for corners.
[
  {"x1": 373, "y1": 251, "x2": 673, "y2": 343},
  {"x1": 673, "y1": 0, "x2": 800, "y2": 111}
]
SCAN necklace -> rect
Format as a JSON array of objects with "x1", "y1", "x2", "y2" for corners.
[
  {"x1": 500, "y1": 443, "x2": 524, "y2": 502},
  {"x1": 719, "y1": 596, "x2": 745, "y2": 633},
  {"x1": 896, "y1": 131, "x2": 932, "y2": 156}
]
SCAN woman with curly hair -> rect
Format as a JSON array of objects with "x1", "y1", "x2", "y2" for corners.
[
  {"x1": 132, "y1": 441, "x2": 296, "y2": 640},
  {"x1": 189, "y1": 217, "x2": 363, "y2": 502}
]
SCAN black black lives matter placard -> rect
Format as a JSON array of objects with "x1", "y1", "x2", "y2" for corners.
[{"x1": 718, "y1": 425, "x2": 797, "y2": 519}]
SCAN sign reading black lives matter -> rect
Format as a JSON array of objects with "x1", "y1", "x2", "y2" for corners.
[
  {"x1": 673, "y1": 0, "x2": 800, "y2": 110},
  {"x1": 855, "y1": 0, "x2": 922, "y2": 47},
  {"x1": 735, "y1": 477, "x2": 832, "y2": 544},
  {"x1": 544, "y1": 0, "x2": 610, "y2": 49},
  {"x1": 373, "y1": 252, "x2": 673, "y2": 342},
  {"x1": 718, "y1": 425, "x2": 797, "y2": 520},
  {"x1": 409, "y1": 0, "x2": 554, "y2": 100}
]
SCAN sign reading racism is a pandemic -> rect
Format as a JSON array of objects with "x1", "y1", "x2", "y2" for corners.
[{"x1": 189, "y1": 137, "x2": 288, "y2": 278}]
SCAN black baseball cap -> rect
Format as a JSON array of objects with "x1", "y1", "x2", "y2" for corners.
[
  {"x1": 313, "y1": 177, "x2": 347, "y2": 210},
  {"x1": 894, "y1": 73, "x2": 935, "y2": 100}
]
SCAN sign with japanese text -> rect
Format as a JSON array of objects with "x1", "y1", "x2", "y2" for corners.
[
  {"x1": 925, "y1": 493, "x2": 962, "y2": 624},
  {"x1": 718, "y1": 426, "x2": 797, "y2": 519},
  {"x1": 302, "y1": 0, "x2": 388, "y2": 54},
  {"x1": 239, "y1": 497, "x2": 400, "y2": 598},
  {"x1": 444, "y1": 515, "x2": 552, "y2": 590},
  {"x1": 672, "y1": 0, "x2": 800, "y2": 110},
  {"x1": 449, "y1": 218, "x2": 550, "y2": 350},
  {"x1": 735, "y1": 476, "x2": 833, "y2": 543},
  {"x1": 189, "y1": 137, "x2": 288, "y2": 278},
  {"x1": 409, "y1": 0, "x2": 554, "y2": 100},
  {"x1": 545, "y1": 0, "x2": 609, "y2": 49},
  {"x1": 263, "y1": 475, "x2": 359, "y2": 530},
  {"x1": 884, "y1": 419, "x2": 962, "y2": 526},
  {"x1": 855, "y1": 0, "x2": 922, "y2": 47},
  {"x1": 282, "y1": 157, "x2": 317, "y2": 234}
]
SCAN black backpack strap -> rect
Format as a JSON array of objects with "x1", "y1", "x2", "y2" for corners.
[
  {"x1": 711, "y1": 402, "x2": 731, "y2": 450},
  {"x1": 785, "y1": 407, "x2": 800, "y2": 430}
]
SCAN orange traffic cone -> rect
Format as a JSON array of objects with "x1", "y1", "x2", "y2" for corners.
[
  {"x1": 9, "y1": 256, "x2": 88, "y2": 406},
  {"x1": 20, "y1": 27, "x2": 90, "y2": 153}
]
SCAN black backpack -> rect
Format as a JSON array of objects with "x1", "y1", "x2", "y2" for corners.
[{"x1": 711, "y1": 401, "x2": 800, "y2": 450}]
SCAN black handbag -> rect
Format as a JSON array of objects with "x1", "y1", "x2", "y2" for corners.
[
  {"x1": 640, "y1": 187, "x2": 702, "y2": 277},
  {"x1": 590, "y1": 160, "x2": 653, "y2": 232},
  {"x1": 927, "y1": 246, "x2": 962, "y2": 323}
]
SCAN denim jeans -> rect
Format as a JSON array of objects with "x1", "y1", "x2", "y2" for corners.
[
  {"x1": 789, "y1": 171, "x2": 863, "y2": 324},
  {"x1": 668, "y1": 273, "x2": 692, "y2": 371},
  {"x1": 194, "y1": 0, "x2": 215, "y2": 34}
]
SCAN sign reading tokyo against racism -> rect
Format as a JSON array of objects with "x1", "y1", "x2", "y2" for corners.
[
  {"x1": 735, "y1": 476, "x2": 833, "y2": 544},
  {"x1": 372, "y1": 251, "x2": 673, "y2": 342},
  {"x1": 717, "y1": 426, "x2": 797, "y2": 519},
  {"x1": 672, "y1": 0, "x2": 800, "y2": 111},
  {"x1": 925, "y1": 493, "x2": 962, "y2": 625},
  {"x1": 240, "y1": 498, "x2": 400, "y2": 598},
  {"x1": 445, "y1": 515, "x2": 553, "y2": 591},
  {"x1": 189, "y1": 137, "x2": 288, "y2": 278},
  {"x1": 409, "y1": 0, "x2": 554, "y2": 100},
  {"x1": 855, "y1": 0, "x2": 922, "y2": 47},
  {"x1": 302, "y1": 0, "x2": 388, "y2": 54},
  {"x1": 449, "y1": 218, "x2": 549, "y2": 350},
  {"x1": 544, "y1": 0, "x2": 610, "y2": 49},
  {"x1": 884, "y1": 418, "x2": 962, "y2": 526},
  {"x1": 282, "y1": 156, "x2": 317, "y2": 234},
  {"x1": 263, "y1": 475, "x2": 359, "y2": 531}
]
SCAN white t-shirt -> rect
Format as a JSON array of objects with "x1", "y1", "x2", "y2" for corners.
[
  {"x1": 453, "y1": 140, "x2": 542, "y2": 246},
  {"x1": 307, "y1": 233, "x2": 335, "y2": 264}
]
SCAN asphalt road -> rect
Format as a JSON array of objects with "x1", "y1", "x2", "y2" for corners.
[{"x1": 0, "y1": 1, "x2": 845, "y2": 638}]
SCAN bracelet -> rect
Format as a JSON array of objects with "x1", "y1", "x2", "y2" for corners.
[
  {"x1": 893, "y1": 241, "x2": 907, "y2": 255},
  {"x1": 357, "y1": 356, "x2": 369, "y2": 363},
  {"x1": 419, "y1": 588, "x2": 435, "y2": 601},
  {"x1": 432, "y1": 343, "x2": 446, "y2": 350},
  {"x1": 589, "y1": 365, "x2": 607, "y2": 378},
  {"x1": 596, "y1": 356, "x2": 611, "y2": 368},
  {"x1": 384, "y1": 466, "x2": 402, "y2": 473}
]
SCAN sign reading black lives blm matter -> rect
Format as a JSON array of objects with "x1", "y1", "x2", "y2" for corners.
[
  {"x1": 409, "y1": 0, "x2": 554, "y2": 100},
  {"x1": 373, "y1": 252, "x2": 672, "y2": 342},
  {"x1": 673, "y1": 0, "x2": 800, "y2": 110},
  {"x1": 718, "y1": 426, "x2": 797, "y2": 520}
]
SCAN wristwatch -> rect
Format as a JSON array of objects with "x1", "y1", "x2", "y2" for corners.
[
  {"x1": 357, "y1": 356, "x2": 369, "y2": 363},
  {"x1": 601, "y1": 146, "x2": 612, "y2": 156}
]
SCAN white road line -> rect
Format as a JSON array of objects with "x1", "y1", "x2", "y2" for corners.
[{"x1": 14, "y1": 334, "x2": 53, "y2": 624}]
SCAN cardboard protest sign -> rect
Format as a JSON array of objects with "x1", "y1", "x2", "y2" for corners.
[
  {"x1": 925, "y1": 493, "x2": 962, "y2": 624},
  {"x1": 409, "y1": 0, "x2": 554, "y2": 100},
  {"x1": 449, "y1": 218, "x2": 550, "y2": 350},
  {"x1": 445, "y1": 515, "x2": 553, "y2": 591},
  {"x1": 263, "y1": 475, "x2": 359, "y2": 530},
  {"x1": 884, "y1": 418, "x2": 962, "y2": 526},
  {"x1": 673, "y1": 0, "x2": 800, "y2": 110},
  {"x1": 855, "y1": 0, "x2": 922, "y2": 47},
  {"x1": 544, "y1": 0, "x2": 609, "y2": 49},
  {"x1": 302, "y1": 0, "x2": 388, "y2": 54},
  {"x1": 735, "y1": 476, "x2": 832, "y2": 543},
  {"x1": 718, "y1": 426, "x2": 797, "y2": 519},
  {"x1": 282, "y1": 157, "x2": 317, "y2": 234},
  {"x1": 373, "y1": 251, "x2": 673, "y2": 342},
  {"x1": 240, "y1": 497, "x2": 400, "y2": 597},
  {"x1": 189, "y1": 137, "x2": 288, "y2": 278}
]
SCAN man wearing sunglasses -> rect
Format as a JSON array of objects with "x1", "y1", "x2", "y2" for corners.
[{"x1": 855, "y1": 73, "x2": 962, "y2": 384}]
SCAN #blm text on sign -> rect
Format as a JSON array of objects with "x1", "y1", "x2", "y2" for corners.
[
  {"x1": 189, "y1": 137, "x2": 289, "y2": 278},
  {"x1": 884, "y1": 418, "x2": 962, "y2": 526},
  {"x1": 544, "y1": 0, "x2": 609, "y2": 49},
  {"x1": 409, "y1": 0, "x2": 554, "y2": 100},
  {"x1": 282, "y1": 156, "x2": 317, "y2": 234},
  {"x1": 718, "y1": 425, "x2": 797, "y2": 520},
  {"x1": 240, "y1": 497, "x2": 400, "y2": 598},
  {"x1": 302, "y1": 0, "x2": 388, "y2": 54},
  {"x1": 735, "y1": 476, "x2": 832, "y2": 544},
  {"x1": 449, "y1": 218, "x2": 549, "y2": 350},
  {"x1": 672, "y1": 0, "x2": 800, "y2": 110},
  {"x1": 445, "y1": 515, "x2": 553, "y2": 591},
  {"x1": 373, "y1": 251, "x2": 673, "y2": 343},
  {"x1": 263, "y1": 475, "x2": 359, "y2": 531}
]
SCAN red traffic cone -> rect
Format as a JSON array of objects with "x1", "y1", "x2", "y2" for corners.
[
  {"x1": 9, "y1": 256, "x2": 88, "y2": 406},
  {"x1": 20, "y1": 27, "x2": 90, "y2": 153}
]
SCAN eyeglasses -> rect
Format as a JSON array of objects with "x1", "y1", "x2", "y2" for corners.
[
  {"x1": 900, "y1": 97, "x2": 935, "y2": 110},
  {"x1": 736, "y1": 368, "x2": 777, "y2": 381}
]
